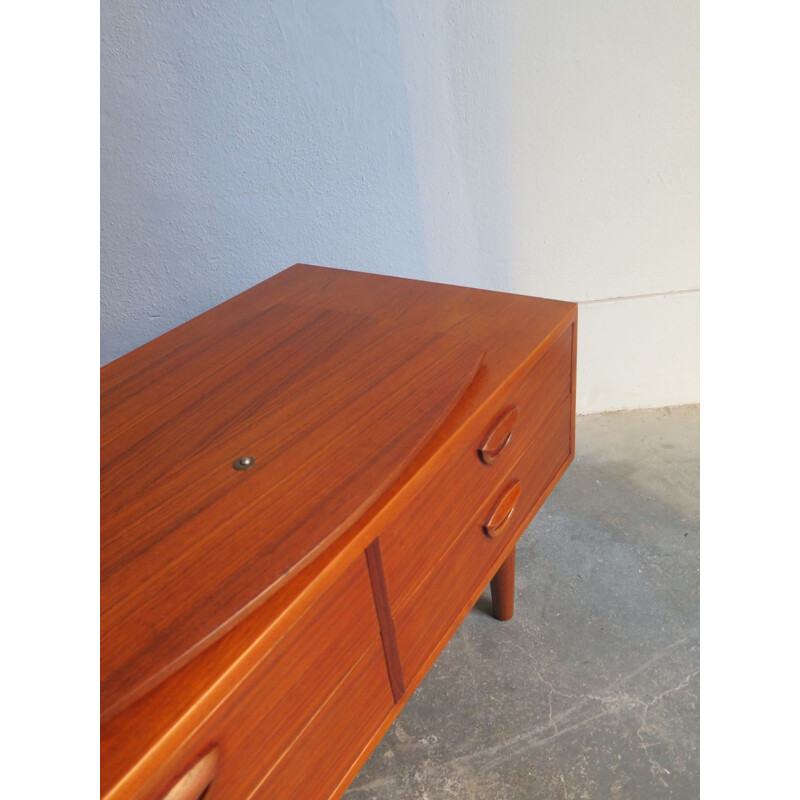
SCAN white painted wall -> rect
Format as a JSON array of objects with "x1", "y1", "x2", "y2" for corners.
[{"x1": 102, "y1": 0, "x2": 698, "y2": 413}]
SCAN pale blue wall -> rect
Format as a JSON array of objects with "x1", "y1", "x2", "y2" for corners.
[
  {"x1": 102, "y1": 1, "x2": 699, "y2": 413},
  {"x1": 101, "y1": 0, "x2": 428, "y2": 364}
]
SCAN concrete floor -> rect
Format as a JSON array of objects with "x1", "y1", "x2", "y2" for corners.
[{"x1": 345, "y1": 405, "x2": 699, "y2": 800}]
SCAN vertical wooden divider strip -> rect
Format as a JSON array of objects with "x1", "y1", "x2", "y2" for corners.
[{"x1": 364, "y1": 541, "x2": 406, "y2": 702}]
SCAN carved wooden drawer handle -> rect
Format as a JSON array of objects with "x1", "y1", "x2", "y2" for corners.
[
  {"x1": 161, "y1": 748, "x2": 219, "y2": 800},
  {"x1": 483, "y1": 479, "x2": 522, "y2": 538},
  {"x1": 479, "y1": 406, "x2": 519, "y2": 464}
]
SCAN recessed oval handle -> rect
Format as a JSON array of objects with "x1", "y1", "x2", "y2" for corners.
[
  {"x1": 479, "y1": 406, "x2": 519, "y2": 464},
  {"x1": 483, "y1": 479, "x2": 522, "y2": 538},
  {"x1": 161, "y1": 748, "x2": 219, "y2": 800}
]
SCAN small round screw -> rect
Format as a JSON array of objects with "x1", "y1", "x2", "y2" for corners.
[{"x1": 233, "y1": 456, "x2": 255, "y2": 470}]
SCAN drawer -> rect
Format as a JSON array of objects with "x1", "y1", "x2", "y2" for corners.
[
  {"x1": 135, "y1": 554, "x2": 391, "y2": 800},
  {"x1": 250, "y1": 641, "x2": 392, "y2": 799},
  {"x1": 394, "y1": 395, "x2": 572, "y2": 683},
  {"x1": 381, "y1": 324, "x2": 573, "y2": 609}
]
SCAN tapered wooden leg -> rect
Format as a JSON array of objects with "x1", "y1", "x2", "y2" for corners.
[{"x1": 490, "y1": 547, "x2": 516, "y2": 621}]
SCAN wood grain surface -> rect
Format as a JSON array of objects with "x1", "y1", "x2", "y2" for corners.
[
  {"x1": 379, "y1": 324, "x2": 572, "y2": 608},
  {"x1": 250, "y1": 640, "x2": 393, "y2": 800},
  {"x1": 483, "y1": 479, "x2": 523, "y2": 538},
  {"x1": 490, "y1": 547, "x2": 517, "y2": 621},
  {"x1": 394, "y1": 395, "x2": 573, "y2": 682},
  {"x1": 101, "y1": 301, "x2": 483, "y2": 716},
  {"x1": 100, "y1": 265, "x2": 578, "y2": 800},
  {"x1": 331, "y1": 437, "x2": 577, "y2": 800},
  {"x1": 160, "y1": 749, "x2": 218, "y2": 800},
  {"x1": 103, "y1": 556, "x2": 382, "y2": 800},
  {"x1": 479, "y1": 405, "x2": 519, "y2": 464},
  {"x1": 365, "y1": 539, "x2": 406, "y2": 702},
  {"x1": 265, "y1": 264, "x2": 575, "y2": 417}
]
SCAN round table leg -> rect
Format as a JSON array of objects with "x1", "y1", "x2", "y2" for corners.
[{"x1": 490, "y1": 546, "x2": 516, "y2": 621}]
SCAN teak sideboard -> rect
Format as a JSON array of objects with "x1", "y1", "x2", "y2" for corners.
[{"x1": 101, "y1": 264, "x2": 577, "y2": 800}]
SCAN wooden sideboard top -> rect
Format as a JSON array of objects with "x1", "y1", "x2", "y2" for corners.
[
  {"x1": 102, "y1": 297, "x2": 485, "y2": 717},
  {"x1": 101, "y1": 264, "x2": 575, "y2": 726}
]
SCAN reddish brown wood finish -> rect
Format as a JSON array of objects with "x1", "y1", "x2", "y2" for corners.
[
  {"x1": 479, "y1": 406, "x2": 519, "y2": 464},
  {"x1": 483, "y1": 479, "x2": 522, "y2": 538},
  {"x1": 250, "y1": 642, "x2": 392, "y2": 799},
  {"x1": 365, "y1": 540, "x2": 406, "y2": 702},
  {"x1": 101, "y1": 264, "x2": 578, "y2": 800},
  {"x1": 101, "y1": 302, "x2": 482, "y2": 715},
  {"x1": 104, "y1": 556, "x2": 385, "y2": 800},
  {"x1": 394, "y1": 396, "x2": 573, "y2": 682},
  {"x1": 379, "y1": 325, "x2": 573, "y2": 608},
  {"x1": 265, "y1": 265, "x2": 574, "y2": 406},
  {"x1": 490, "y1": 548, "x2": 517, "y2": 621},
  {"x1": 330, "y1": 451, "x2": 577, "y2": 800},
  {"x1": 160, "y1": 749, "x2": 218, "y2": 800}
]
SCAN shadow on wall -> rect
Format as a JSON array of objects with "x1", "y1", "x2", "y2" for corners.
[
  {"x1": 392, "y1": 2, "x2": 516, "y2": 294},
  {"x1": 101, "y1": 0, "x2": 431, "y2": 364},
  {"x1": 103, "y1": 1, "x2": 698, "y2": 412}
]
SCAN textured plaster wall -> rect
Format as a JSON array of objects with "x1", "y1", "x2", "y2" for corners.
[{"x1": 102, "y1": 0, "x2": 698, "y2": 413}]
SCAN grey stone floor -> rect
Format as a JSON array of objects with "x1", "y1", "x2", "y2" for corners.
[{"x1": 345, "y1": 405, "x2": 699, "y2": 800}]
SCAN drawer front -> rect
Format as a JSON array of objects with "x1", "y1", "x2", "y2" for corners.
[
  {"x1": 394, "y1": 395, "x2": 572, "y2": 683},
  {"x1": 250, "y1": 641, "x2": 392, "y2": 799},
  {"x1": 381, "y1": 325, "x2": 573, "y2": 609},
  {"x1": 138, "y1": 554, "x2": 390, "y2": 800}
]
